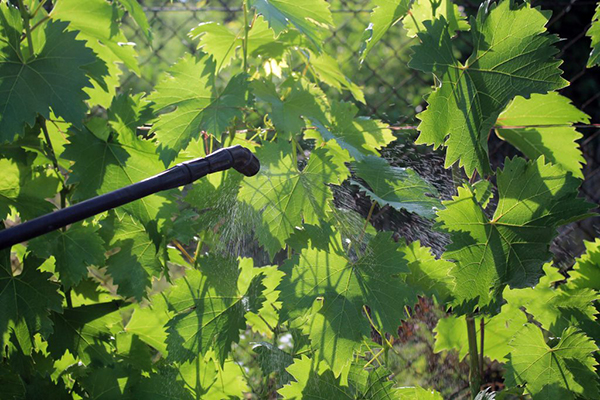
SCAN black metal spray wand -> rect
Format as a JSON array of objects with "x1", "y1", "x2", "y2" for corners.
[{"x1": 0, "y1": 145, "x2": 260, "y2": 250}]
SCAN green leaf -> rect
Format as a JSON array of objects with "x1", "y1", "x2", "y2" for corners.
[
  {"x1": 403, "y1": 0, "x2": 468, "y2": 38},
  {"x1": 102, "y1": 213, "x2": 164, "y2": 301},
  {"x1": 252, "y1": 78, "x2": 328, "y2": 138},
  {"x1": 28, "y1": 223, "x2": 106, "y2": 288},
  {"x1": 179, "y1": 354, "x2": 250, "y2": 399},
  {"x1": 165, "y1": 256, "x2": 265, "y2": 364},
  {"x1": 0, "y1": 157, "x2": 59, "y2": 221},
  {"x1": 567, "y1": 239, "x2": 600, "y2": 290},
  {"x1": 116, "y1": 0, "x2": 152, "y2": 41},
  {"x1": 253, "y1": 342, "x2": 293, "y2": 386},
  {"x1": 131, "y1": 367, "x2": 194, "y2": 400},
  {"x1": 124, "y1": 295, "x2": 170, "y2": 356},
  {"x1": 400, "y1": 239, "x2": 454, "y2": 300},
  {"x1": 47, "y1": 302, "x2": 122, "y2": 365},
  {"x1": 51, "y1": 0, "x2": 139, "y2": 73},
  {"x1": 305, "y1": 51, "x2": 365, "y2": 103},
  {"x1": 63, "y1": 123, "x2": 177, "y2": 234},
  {"x1": 360, "y1": 0, "x2": 412, "y2": 62},
  {"x1": 505, "y1": 325, "x2": 599, "y2": 399},
  {"x1": 587, "y1": 3, "x2": 600, "y2": 68},
  {"x1": 395, "y1": 386, "x2": 443, "y2": 399},
  {"x1": 278, "y1": 356, "x2": 353, "y2": 399},
  {"x1": 504, "y1": 264, "x2": 599, "y2": 337},
  {"x1": 306, "y1": 100, "x2": 394, "y2": 161},
  {"x1": 149, "y1": 54, "x2": 249, "y2": 166},
  {"x1": 350, "y1": 155, "x2": 442, "y2": 218},
  {"x1": 239, "y1": 141, "x2": 348, "y2": 257},
  {"x1": 437, "y1": 157, "x2": 592, "y2": 311},
  {"x1": 249, "y1": 0, "x2": 332, "y2": 49},
  {"x1": 108, "y1": 92, "x2": 154, "y2": 142},
  {"x1": 496, "y1": 93, "x2": 589, "y2": 178},
  {"x1": 0, "y1": 252, "x2": 62, "y2": 348},
  {"x1": 279, "y1": 232, "x2": 415, "y2": 375},
  {"x1": 410, "y1": 0, "x2": 567, "y2": 177},
  {"x1": 189, "y1": 22, "x2": 240, "y2": 72},
  {"x1": 78, "y1": 365, "x2": 129, "y2": 400},
  {"x1": 0, "y1": 19, "x2": 95, "y2": 142}
]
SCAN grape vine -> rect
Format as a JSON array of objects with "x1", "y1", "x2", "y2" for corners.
[{"x1": 0, "y1": 0, "x2": 598, "y2": 399}]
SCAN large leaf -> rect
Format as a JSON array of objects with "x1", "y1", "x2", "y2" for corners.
[
  {"x1": 47, "y1": 302, "x2": 122, "y2": 365},
  {"x1": 350, "y1": 155, "x2": 441, "y2": 218},
  {"x1": 567, "y1": 239, "x2": 600, "y2": 290},
  {"x1": 409, "y1": 0, "x2": 567, "y2": 177},
  {"x1": 587, "y1": 3, "x2": 600, "y2": 68},
  {"x1": 505, "y1": 325, "x2": 599, "y2": 399},
  {"x1": 306, "y1": 100, "x2": 394, "y2": 161},
  {"x1": 249, "y1": 0, "x2": 332, "y2": 48},
  {"x1": 252, "y1": 78, "x2": 328, "y2": 138},
  {"x1": 102, "y1": 213, "x2": 164, "y2": 301},
  {"x1": 504, "y1": 264, "x2": 598, "y2": 337},
  {"x1": 0, "y1": 157, "x2": 59, "y2": 221},
  {"x1": 149, "y1": 54, "x2": 249, "y2": 166},
  {"x1": 239, "y1": 141, "x2": 348, "y2": 257},
  {"x1": 279, "y1": 232, "x2": 415, "y2": 375},
  {"x1": 51, "y1": 0, "x2": 138, "y2": 73},
  {"x1": 496, "y1": 92, "x2": 589, "y2": 178},
  {"x1": 403, "y1": 0, "x2": 468, "y2": 38},
  {"x1": 437, "y1": 157, "x2": 592, "y2": 311},
  {"x1": 0, "y1": 17, "x2": 95, "y2": 142},
  {"x1": 165, "y1": 256, "x2": 265, "y2": 364},
  {"x1": 0, "y1": 252, "x2": 62, "y2": 348},
  {"x1": 28, "y1": 223, "x2": 106, "y2": 288},
  {"x1": 116, "y1": 0, "x2": 151, "y2": 41},
  {"x1": 360, "y1": 0, "x2": 412, "y2": 62},
  {"x1": 62, "y1": 122, "x2": 177, "y2": 234}
]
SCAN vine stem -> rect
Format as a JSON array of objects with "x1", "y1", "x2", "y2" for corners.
[
  {"x1": 242, "y1": 0, "x2": 249, "y2": 74},
  {"x1": 17, "y1": 0, "x2": 34, "y2": 59},
  {"x1": 466, "y1": 316, "x2": 482, "y2": 398}
]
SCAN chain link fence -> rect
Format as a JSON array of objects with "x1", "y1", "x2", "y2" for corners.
[{"x1": 119, "y1": 0, "x2": 599, "y2": 252}]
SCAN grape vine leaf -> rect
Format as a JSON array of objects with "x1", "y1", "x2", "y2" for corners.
[
  {"x1": 437, "y1": 157, "x2": 592, "y2": 312},
  {"x1": 400, "y1": 240, "x2": 454, "y2": 300},
  {"x1": 124, "y1": 295, "x2": 170, "y2": 356},
  {"x1": 279, "y1": 232, "x2": 416, "y2": 375},
  {"x1": 115, "y1": 0, "x2": 151, "y2": 41},
  {"x1": 567, "y1": 239, "x2": 600, "y2": 290},
  {"x1": 504, "y1": 264, "x2": 599, "y2": 337},
  {"x1": 63, "y1": 122, "x2": 177, "y2": 235},
  {"x1": 409, "y1": 0, "x2": 568, "y2": 177},
  {"x1": 587, "y1": 3, "x2": 600, "y2": 68},
  {"x1": 395, "y1": 386, "x2": 444, "y2": 400},
  {"x1": 252, "y1": 78, "x2": 328, "y2": 138},
  {"x1": 101, "y1": 213, "x2": 164, "y2": 301},
  {"x1": 0, "y1": 157, "x2": 59, "y2": 221},
  {"x1": 403, "y1": 0, "x2": 468, "y2": 38},
  {"x1": 305, "y1": 52, "x2": 365, "y2": 103},
  {"x1": 350, "y1": 155, "x2": 442, "y2": 218},
  {"x1": 149, "y1": 54, "x2": 249, "y2": 166},
  {"x1": 0, "y1": 252, "x2": 62, "y2": 348},
  {"x1": 496, "y1": 93, "x2": 589, "y2": 179},
  {"x1": 165, "y1": 256, "x2": 265, "y2": 364},
  {"x1": 360, "y1": 0, "x2": 412, "y2": 62},
  {"x1": 178, "y1": 354, "x2": 249, "y2": 399},
  {"x1": 253, "y1": 342, "x2": 293, "y2": 386},
  {"x1": 28, "y1": 223, "x2": 106, "y2": 289},
  {"x1": 0, "y1": 18, "x2": 95, "y2": 142},
  {"x1": 47, "y1": 302, "x2": 122, "y2": 365},
  {"x1": 239, "y1": 141, "x2": 348, "y2": 257},
  {"x1": 505, "y1": 324, "x2": 599, "y2": 399},
  {"x1": 188, "y1": 16, "x2": 278, "y2": 72},
  {"x1": 278, "y1": 356, "x2": 353, "y2": 399},
  {"x1": 249, "y1": 0, "x2": 332, "y2": 49},
  {"x1": 51, "y1": 0, "x2": 139, "y2": 73},
  {"x1": 306, "y1": 100, "x2": 394, "y2": 161}
]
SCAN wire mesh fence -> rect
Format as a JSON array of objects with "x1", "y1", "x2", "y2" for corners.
[{"x1": 119, "y1": 0, "x2": 600, "y2": 257}]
